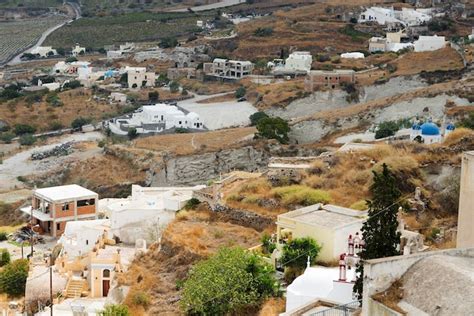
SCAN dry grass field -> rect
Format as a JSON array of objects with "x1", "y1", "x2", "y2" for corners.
[
  {"x1": 391, "y1": 47, "x2": 465, "y2": 76},
  {"x1": 133, "y1": 126, "x2": 256, "y2": 156},
  {"x1": 0, "y1": 88, "x2": 119, "y2": 131}
]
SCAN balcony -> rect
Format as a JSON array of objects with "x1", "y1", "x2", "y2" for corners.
[{"x1": 20, "y1": 206, "x2": 53, "y2": 222}]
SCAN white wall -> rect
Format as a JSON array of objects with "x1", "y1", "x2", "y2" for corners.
[{"x1": 414, "y1": 36, "x2": 446, "y2": 52}]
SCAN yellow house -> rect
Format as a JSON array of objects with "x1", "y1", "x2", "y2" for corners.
[{"x1": 276, "y1": 204, "x2": 367, "y2": 263}]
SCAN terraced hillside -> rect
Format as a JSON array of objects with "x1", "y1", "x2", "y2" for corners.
[{"x1": 0, "y1": 15, "x2": 67, "y2": 65}]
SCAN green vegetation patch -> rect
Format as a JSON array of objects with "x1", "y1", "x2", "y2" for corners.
[{"x1": 271, "y1": 185, "x2": 331, "y2": 206}]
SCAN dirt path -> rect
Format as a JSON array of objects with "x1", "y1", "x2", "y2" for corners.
[{"x1": 0, "y1": 132, "x2": 103, "y2": 191}]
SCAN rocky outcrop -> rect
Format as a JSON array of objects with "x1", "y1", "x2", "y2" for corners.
[
  {"x1": 152, "y1": 144, "x2": 324, "y2": 186},
  {"x1": 290, "y1": 94, "x2": 472, "y2": 144}
]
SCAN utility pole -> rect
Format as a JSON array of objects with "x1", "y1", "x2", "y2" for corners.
[
  {"x1": 30, "y1": 207, "x2": 34, "y2": 258},
  {"x1": 49, "y1": 254, "x2": 53, "y2": 316}
]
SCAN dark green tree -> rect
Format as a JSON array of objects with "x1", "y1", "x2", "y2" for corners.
[
  {"x1": 0, "y1": 259, "x2": 29, "y2": 296},
  {"x1": 169, "y1": 81, "x2": 180, "y2": 93},
  {"x1": 256, "y1": 117, "x2": 290, "y2": 144},
  {"x1": 353, "y1": 163, "x2": 401, "y2": 300},
  {"x1": 127, "y1": 127, "x2": 138, "y2": 140},
  {"x1": 180, "y1": 247, "x2": 278, "y2": 315},
  {"x1": 249, "y1": 111, "x2": 269, "y2": 126}
]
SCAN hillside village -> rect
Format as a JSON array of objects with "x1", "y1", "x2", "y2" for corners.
[{"x1": 0, "y1": 0, "x2": 473, "y2": 315}]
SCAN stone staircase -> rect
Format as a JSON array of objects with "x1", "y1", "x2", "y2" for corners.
[{"x1": 65, "y1": 279, "x2": 86, "y2": 298}]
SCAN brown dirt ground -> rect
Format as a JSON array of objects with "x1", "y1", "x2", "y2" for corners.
[
  {"x1": 133, "y1": 126, "x2": 256, "y2": 156},
  {"x1": 391, "y1": 47, "x2": 465, "y2": 76}
]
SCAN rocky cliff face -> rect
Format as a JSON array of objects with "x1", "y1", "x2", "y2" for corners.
[
  {"x1": 151, "y1": 144, "x2": 324, "y2": 186},
  {"x1": 289, "y1": 94, "x2": 472, "y2": 144}
]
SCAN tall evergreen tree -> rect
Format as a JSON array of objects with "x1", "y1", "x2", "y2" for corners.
[{"x1": 353, "y1": 163, "x2": 402, "y2": 300}]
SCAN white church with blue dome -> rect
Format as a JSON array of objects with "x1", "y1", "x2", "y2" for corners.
[{"x1": 410, "y1": 120, "x2": 455, "y2": 144}]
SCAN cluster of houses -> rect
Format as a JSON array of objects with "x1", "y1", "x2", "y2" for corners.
[
  {"x1": 20, "y1": 183, "x2": 205, "y2": 314},
  {"x1": 14, "y1": 145, "x2": 474, "y2": 315}
]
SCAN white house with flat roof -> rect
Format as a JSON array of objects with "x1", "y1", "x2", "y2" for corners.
[
  {"x1": 284, "y1": 51, "x2": 313, "y2": 73},
  {"x1": 72, "y1": 45, "x2": 86, "y2": 57},
  {"x1": 414, "y1": 35, "x2": 446, "y2": 52},
  {"x1": 99, "y1": 185, "x2": 205, "y2": 244},
  {"x1": 107, "y1": 104, "x2": 203, "y2": 135},
  {"x1": 58, "y1": 219, "x2": 111, "y2": 258},
  {"x1": 276, "y1": 204, "x2": 367, "y2": 262},
  {"x1": 30, "y1": 46, "x2": 57, "y2": 58}
]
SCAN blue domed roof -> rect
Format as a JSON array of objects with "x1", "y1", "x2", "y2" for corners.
[
  {"x1": 420, "y1": 122, "x2": 440, "y2": 136},
  {"x1": 446, "y1": 123, "x2": 455, "y2": 131},
  {"x1": 412, "y1": 123, "x2": 421, "y2": 130}
]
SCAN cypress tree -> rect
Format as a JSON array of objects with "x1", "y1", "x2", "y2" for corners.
[{"x1": 353, "y1": 163, "x2": 402, "y2": 300}]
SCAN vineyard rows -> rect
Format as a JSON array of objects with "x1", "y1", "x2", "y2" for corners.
[{"x1": 0, "y1": 15, "x2": 67, "y2": 65}]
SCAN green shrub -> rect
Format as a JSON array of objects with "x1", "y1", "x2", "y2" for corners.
[
  {"x1": 0, "y1": 250, "x2": 10, "y2": 267},
  {"x1": 375, "y1": 121, "x2": 400, "y2": 139},
  {"x1": 281, "y1": 237, "x2": 321, "y2": 272},
  {"x1": 235, "y1": 86, "x2": 246, "y2": 99},
  {"x1": 0, "y1": 133, "x2": 15, "y2": 144},
  {"x1": 256, "y1": 117, "x2": 290, "y2": 144},
  {"x1": 14, "y1": 124, "x2": 36, "y2": 136},
  {"x1": 159, "y1": 37, "x2": 178, "y2": 48},
  {"x1": 169, "y1": 81, "x2": 180, "y2": 93},
  {"x1": 261, "y1": 234, "x2": 276, "y2": 255},
  {"x1": 48, "y1": 121, "x2": 63, "y2": 131},
  {"x1": 100, "y1": 304, "x2": 130, "y2": 316},
  {"x1": 0, "y1": 259, "x2": 29, "y2": 296},
  {"x1": 66, "y1": 56, "x2": 78, "y2": 63},
  {"x1": 19, "y1": 134, "x2": 37, "y2": 146},
  {"x1": 127, "y1": 127, "x2": 138, "y2": 140},
  {"x1": 0, "y1": 233, "x2": 7, "y2": 242},
  {"x1": 184, "y1": 198, "x2": 200, "y2": 210},
  {"x1": 132, "y1": 291, "x2": 150, "y2": 308},
  {"x1": 271, "y1": 185, "x2": 331, "y2": 206},
  {"x1": 254, "y1": 27, "x2": 273, "y2": 37},
  {"x1": 71, "y1": 117, "x2": 91, "y2": 129},
  {"x1": 249, "y1": 111, "x2": 269, "y2": 126},
  {"x1": 63, "y1": 80, "x2": 82, "y2": 90},
  {"x1": 350, "y1": 200, "x2": 368, "y2": 211},
  {"x1": 180, "y1": 247, "x2": 278, "y2": 315},
  {"x1": 458, "y1": 112, "x2": 474, "y2": 129}
]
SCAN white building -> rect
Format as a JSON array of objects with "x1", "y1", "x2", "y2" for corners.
[
  {"x1": 124, "y1": 67, "x2": 155, "y2": 88},
  {"x1": 469, "y1": 27, "x2": 474, "y2": 41},
  {"x1": 359, "y1": 7, "x2": 399, "y2": 25},
  {"x1": 340, "y1": 52, "x2": 365, "y2": 59},
  {"x1": 58, "y1": 219, "x2": 111, "y2": 258},
  {"x1": 99, "y1": 185, "x2": 205, "y2": 244},
  {"x1": 71, "y1": 45, "x2": 86, "y2": 57},
  {"x1": 30, "y1": 46, "x2": 57, "y2": 58},
  {"x1": 284, "y1": 265, "x2": 356, "y2": 315},
  {"x1": 359, "y1": 7, "x2": 432, "y2": 26},
  {"x1": 284, "y1": 51, "x2": 313, "y2": 73},
  {"x1": 410, "y1": 121, "x2": 443, "y2": 144},
  {"x1": 414, "y1": 35, "x2": 446, "y2": 52},
  {"x1": 395, "y1": 7, "x2": 432, "y2": 27},
  {"x1": 108, "y1": 104, "x2": 203, "y2": 135}
]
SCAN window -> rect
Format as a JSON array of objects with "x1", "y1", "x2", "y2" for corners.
[
  {"x1": 179, "y1": 121, "x2": 182, "y2": 124},
  {"x1": 62, "y1": 203, "x2": 69, "y2": 211},
  {"x1": 77, "y1": 199, "x2": 95, "y2": 207},
  {"x1": 57, "y1": 223, "x2": 61, "y2": 231},
  {"x1": 161, "y1": 115, "x2": 164, "y2": 121},
  {"x1": 103, "y1": 269, "x2": 110, "y2": 278},
  {"x1": 86, "y1": 240, "x2": 89, "y2": 245}
]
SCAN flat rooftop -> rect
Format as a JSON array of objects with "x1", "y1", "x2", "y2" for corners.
[
  {"x1": 279, "y1": 204, "x2": 366, "y2": 229},
  {"x1": 35, "y1": 184, "x2": 97, "y2": 202}
]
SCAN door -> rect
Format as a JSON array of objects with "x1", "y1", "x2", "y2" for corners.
[{"x1": 102, "y1": 280, "x2": 110, "y2": 297}]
